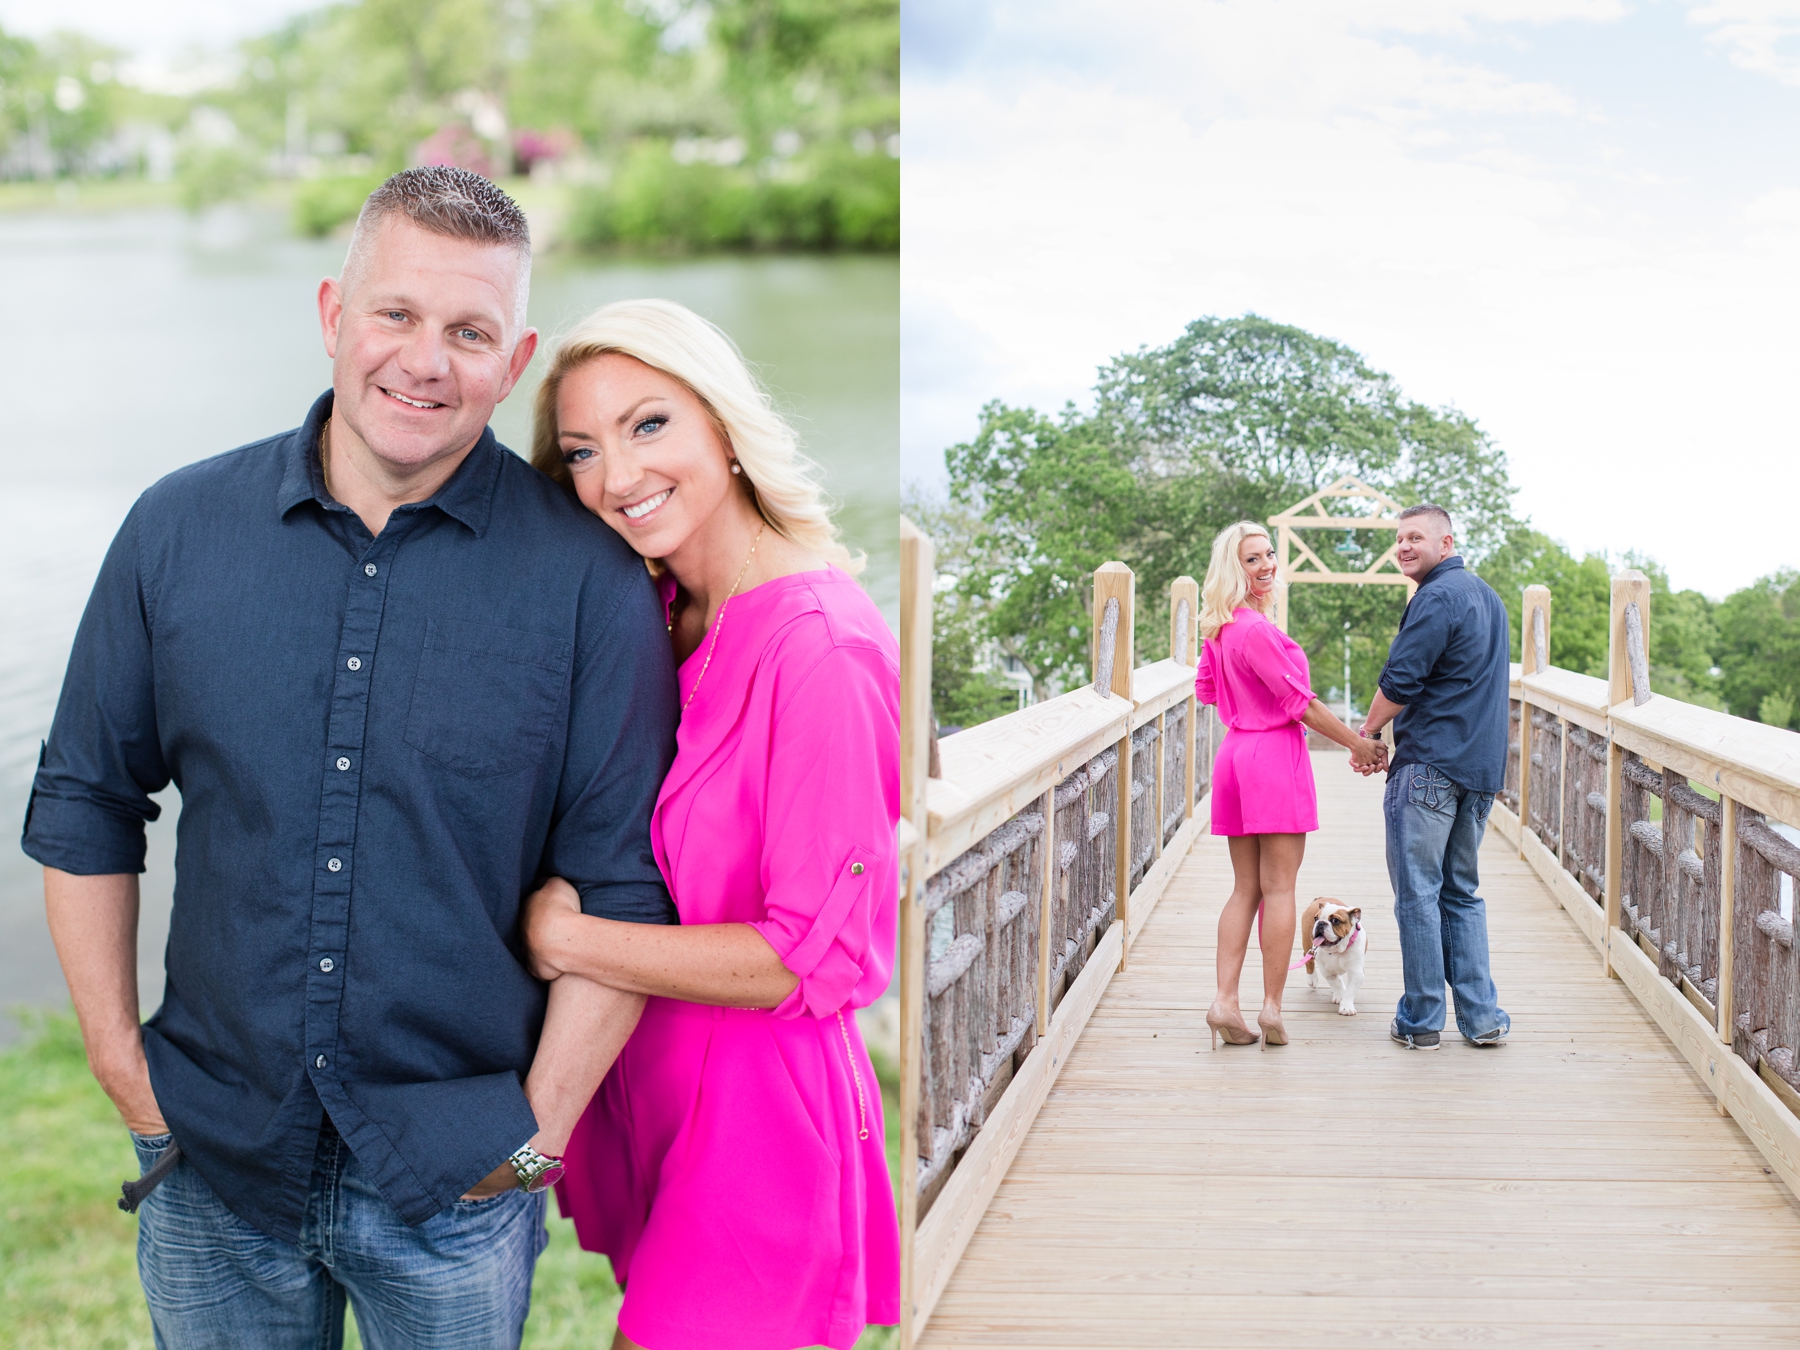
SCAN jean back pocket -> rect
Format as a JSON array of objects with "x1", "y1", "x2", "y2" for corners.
[
  {"x1": 404, "y1": 619, "x2": 573, "y2": 778},
  {"x1": 1407, "y1": 763, "x2": 1455, "y2": 813}
]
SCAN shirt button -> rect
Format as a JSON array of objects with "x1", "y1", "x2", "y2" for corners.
[
  {"x1": 851, "y1": 863, "x2": 865, "y2": 875},
  {"x1": 364, "y1": 563, "x2": 378, "y2": 577},
  {"x1": 336, "y1": 757, "x2": 351, "y2": 771},
  {"x1": 319, "y1": 957, "x2": 335, "y2": 973},
  {"x1": 346, "y1": 656, "x2": 362, "y2": 671},
  {"x1": 314, "y1": 1055, "x2": 328, "y2": 1069},
  {"x1": 327, "y1": 857, "x2": 342, "y2": 872}
]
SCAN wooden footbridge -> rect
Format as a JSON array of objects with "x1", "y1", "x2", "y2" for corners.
[{"x1": 895, "y1": 526, "x2": 1800, "y2": 1348}]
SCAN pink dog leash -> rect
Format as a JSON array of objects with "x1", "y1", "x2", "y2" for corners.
[{"x1": 1289, "y1": 922, "x2": 1362, "y2": 971}]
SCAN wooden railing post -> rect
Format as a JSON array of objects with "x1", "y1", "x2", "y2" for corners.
[
  {"x1": 1717, "y1": 795, "x2": 1739, "y2": 1056},
  {"x1": 897, "y1": 517, "x2": 934, "y2": 1349},
  {"x1": 1602, "y1": 572, "x2": 1650, "y2": 978},
  {"x1": 1519, "y1": 585, "x2": 1550, "y2": 860},
  {"x1": 1171, "y1": 576, "x2": 1199, "y2": 822},
  {"x1": 1521, "y1": 584, "x2": 1551, "y2": 677},
  {"x1": 1609, "y1": 570, "x2": 1652, "y2": 710},
  {"x1": 1093, "y1": 563, "x2": 1135, "y2": 965}
]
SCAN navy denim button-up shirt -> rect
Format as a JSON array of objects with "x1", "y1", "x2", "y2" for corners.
[
  {"x1": 23, "y1": 392, "x2": 677, "y2": 1240},
  {"x1": 1377, "y1": 555, "x2": 1511, "y2": 792}
]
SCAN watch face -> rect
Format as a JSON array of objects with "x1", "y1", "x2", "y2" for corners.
[{"x1": 523, "y1": 1159, "x2": 565, "y2": 1193}]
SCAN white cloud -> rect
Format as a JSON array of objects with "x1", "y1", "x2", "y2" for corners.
[
  {"x1": 904, "y1": 0, "x2": 1800, "y2": 596},
  {"x1": 1689, "y1": 0, "x2": 1800, "y2": 86}
]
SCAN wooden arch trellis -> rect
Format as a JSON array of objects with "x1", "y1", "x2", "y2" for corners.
[{"x1": 1268, "y1": 475, "x2": 1415, "y2": 633}]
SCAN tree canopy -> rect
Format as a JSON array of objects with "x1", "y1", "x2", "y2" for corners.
[
  {"x1": 946, "y1": 315, "x2": 1517, "y2": 702},
  {"x1": 932, "y1": 312, "x2": 1795, "y2": 731}
]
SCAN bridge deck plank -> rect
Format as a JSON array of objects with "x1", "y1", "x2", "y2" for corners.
[{"x1": 917, "y1": 755, "x2": 1800, "y2": 1348}]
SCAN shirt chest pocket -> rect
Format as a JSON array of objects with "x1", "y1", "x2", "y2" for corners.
[{"x1": 404, "y1": 619, "x2": 573, "y2": 778}]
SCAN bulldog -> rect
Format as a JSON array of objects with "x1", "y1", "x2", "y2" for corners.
[{"x1": 1301, "y1": 898, "x2": 1366, "y2": 1016}]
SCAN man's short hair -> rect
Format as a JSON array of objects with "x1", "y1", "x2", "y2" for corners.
[
  {"x1": 341, "y1": 166, "x2": 532, "y2": 332},
  {"x1": 1399, "y1": 502, "x2": 1453, "y2": 536}
]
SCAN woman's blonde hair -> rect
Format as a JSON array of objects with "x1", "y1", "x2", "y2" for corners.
[
  {"x1": 1198, "y1": 520, "x2": 1277, "y2": 639},
  {"x1": 529, "y1": 297, "x2": 858, "y2": 573}
]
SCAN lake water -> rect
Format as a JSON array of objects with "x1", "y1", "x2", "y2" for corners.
[{"x1": 0, "y1": 204, "x2": 897, "y2": 1033}]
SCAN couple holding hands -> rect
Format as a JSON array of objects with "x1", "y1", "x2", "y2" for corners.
[{"x1": 1195, "y1": 509, "x2": 1514, "y2": 1054}]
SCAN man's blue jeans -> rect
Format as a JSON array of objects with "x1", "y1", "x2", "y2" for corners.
[
  {"x1": 131, "y1": 1119, "x2": 546, "y2": 1349},
  {"x1": 1384, "y1": 761, "x2": 1510, "y2": 1041}
]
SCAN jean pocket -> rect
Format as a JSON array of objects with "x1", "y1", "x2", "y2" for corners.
[
  {"x1": 450, "y1": 1187, "x2": 516, "y2": 1213},
  {"x1": 130, "y1": 1131, "x2": 174, "y2": 1162},
  {"x1": 1407, "y1": 764, "x2": 1454, "y2": 813},
  {"x1": 1472, "y1": 792, "x2": 1495, "y2": 825},
  {"x1": 404, "y1": 620, "x2": 573, "y2": 778}
]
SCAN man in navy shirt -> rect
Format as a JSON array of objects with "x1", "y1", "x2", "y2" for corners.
[
  {"x1": 23, "y1": 168, "x2": 676, "y2": 1347},
  {"x1": 1360, "y1": 503, "x2": 1512, "y2": 1052}
]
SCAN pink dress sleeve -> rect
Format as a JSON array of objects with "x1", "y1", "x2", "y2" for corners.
[
  {"x1": 1243, "y1": 620, "x2": 1317, "y2": 722},
  {"x1": 750, "y1": 644, "x2": 900, "y2": 1019},
  {"x1": 1195, "y1": 638, "x2": 1218, "y2": 706}
]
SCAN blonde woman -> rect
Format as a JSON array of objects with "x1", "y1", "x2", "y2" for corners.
[
  {"x1": 1195, "y1": 522, "x2": 1386, "y2": 1048},
  {"x1": 519, "y1": 299, "x2": 898, "y2": 1348}
]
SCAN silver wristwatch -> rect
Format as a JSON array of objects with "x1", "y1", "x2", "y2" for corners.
[{"x1": 507, "y1": 1142, "x2": 566, "y2": 1193}]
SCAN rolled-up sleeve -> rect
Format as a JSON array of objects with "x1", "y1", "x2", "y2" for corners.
[
  {"x1": 23, "y1": 506, "x2": 169, "y2": 875},
  {"x1": 751, "y1": 644, "x2": 900, "y2": 1020},
  {"x1": 1245, "y1": 621, "x2": 1317, "y2": 722},
  {"x1": 1195, "y1": 640, "x2": 1218, "y2": 706},
  {"x1": 1380, "y1": 595, "x2": 1451, "y2": 706},
  {"x1": 539, "y1": 565, "x2": 679, "y2": 925}
]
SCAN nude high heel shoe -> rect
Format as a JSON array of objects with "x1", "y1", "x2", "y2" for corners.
[
  {"x1": 1258, "y1": 1006, "x2": 1288, "y2": 1051},
  {"x1": 1206, "y1": 1004, "x2": 1259, "y2": 1049}
]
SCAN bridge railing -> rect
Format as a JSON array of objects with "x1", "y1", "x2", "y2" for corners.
[
  {"x1": 896, "y1": 525, "x2": 1218, "y2": 1347},
  {"x1": 1493, "y1": 573, "x2": 1800, "y2": 1198}
]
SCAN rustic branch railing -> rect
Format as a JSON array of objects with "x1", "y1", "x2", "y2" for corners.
[
  {"x1": 896, "y1": 527, "x2": 1212, "y2": 1346},
  {"x1": 1491, "y1": 571, "x2": 1800, "y2": 1197}
]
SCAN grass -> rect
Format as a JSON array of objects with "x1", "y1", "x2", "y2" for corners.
[{"x1": 1, "y1": 1011, "x2": 900, "y2": 1349}]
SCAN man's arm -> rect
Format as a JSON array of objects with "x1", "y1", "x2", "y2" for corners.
[
  {"x1": 1360, "y1": 687, "x2": 1406, "y2": 739},
  {"x1": 43, "y1": 868, "x2": 165, "y2": 1135},
  {"x1": 1363, "y1": 588, "x2": 1450, "y2": 744},
  {"x1": 462, "y1": 974, "x2": 641, "y2": 1197},
  {"x1": 460, "y1": 557, "x2": 680, "y2": 1199}
]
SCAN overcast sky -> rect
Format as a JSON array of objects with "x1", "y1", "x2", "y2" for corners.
[
  {"x1": 902, "y1": 0, "x2": 1800, "y2": 598},
  {"x1": 0, "y1": 0, "x2": 314, "y2": 65}
]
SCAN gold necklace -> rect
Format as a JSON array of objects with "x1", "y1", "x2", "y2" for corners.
[{"x1": 676, "y1": 523, "x2": 765, "y2": 713}]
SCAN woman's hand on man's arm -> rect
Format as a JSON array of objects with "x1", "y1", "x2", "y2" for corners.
[
  {"x1": 522, "y1": 876, "x2": 583, "y2": 981},
  {"x1": 522, "y1": 876, "x2": 800, "y2": 1008}
]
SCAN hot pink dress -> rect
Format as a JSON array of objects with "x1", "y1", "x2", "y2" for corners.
[
  {"x1": 556, "y1": 567, "x2": 901, "y2": 1350},
  {"x1": 1196, "y1": 607, "x2": 1320, "y2": 836}
]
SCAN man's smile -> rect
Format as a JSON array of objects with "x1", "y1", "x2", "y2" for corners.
[{"x1": 381, "y1": 386, "x2": 445, "y2": 410}]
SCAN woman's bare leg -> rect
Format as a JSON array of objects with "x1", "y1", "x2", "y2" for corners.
[
  {"x1": 1213, "y1": 835, "x2": 1264, "y2": 1017},
  {"x1": 613, "y1": 1328, "x2": 645, "y2": 1349},
  {"x1": 1255, "y1": 832, "x2": 1306, "y2": 1012}
]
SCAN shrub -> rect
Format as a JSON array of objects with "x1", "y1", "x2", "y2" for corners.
[
  {"x1": 568, "y1": 140, "x2": 898, "y2": 253},
  {"x1": 292, "y1": 173, "x2": 386, "y2": 238},
  {"x1": 176, "y1": 144, "x2": 265, "y2": 212},
  {"x1": 1760, "y1": 689, "x2": 1796, "y2": 730}
]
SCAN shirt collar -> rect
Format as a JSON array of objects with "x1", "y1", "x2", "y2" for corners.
[
  {"x1": 1417, "y1": 554, "x2": 1466, "y2": 588},
  {"x1": 277, "y1": 389, "x2": 502, "y2": 537}
]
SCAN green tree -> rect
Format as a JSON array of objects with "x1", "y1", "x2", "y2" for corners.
[
  {"x1": 946, "y1": 315, "x2": 1522, "y2": 701},
  {"x1": 1716, "y1": 570, "x2": 1800, "y2": 723},
  {"x1": 902, "y1": 487, "x2": 1020, "y2": 731},
  {"x1": 1761, "y1": 689, "x2": 1797, "y2": 731},
  {"x1": 947, "y1": 402, "x2": 1143, "y2": 700},
  {"x1": 709, "y1": 0, "x2": 897, "y2": 157},
  {"x1": 1474, "y1": 529, "x2": 1612, "y2": 676}
]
